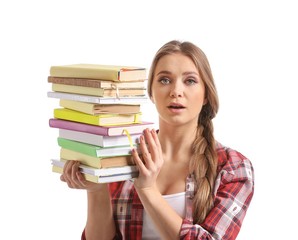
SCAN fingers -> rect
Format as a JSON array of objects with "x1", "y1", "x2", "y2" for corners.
[
  {"x1": 142, "y1": 129, "x2": 163, "y2": 167},
  {"x1": 139, "y1": 134, "x2": 154, "y2": 169},
  {"x1": 132, "y1": 128, "x2": 163, "y2": 173},
  {"x1": 131, "y1": 147, "x2": 147, "y2": 174},
  {"x1": 61, "y1": 161, "x2": 86, "y2": 189},
  {"x1": 132, "y1": 129, "x2": 164, "y2": 190}
]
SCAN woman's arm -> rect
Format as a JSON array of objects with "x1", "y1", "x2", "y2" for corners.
[
  {"x1": 84, "y1": 186, "x2": 116, "y2": 240},
  {"x1": 132, "y1": 129, "x2": 182, "y2": 239},
  {"x1": 133, "y1": 130, "x2": 254, "y2": 239},
  {"x1": 61, "y1": 161, "x2": 116, "y2": 240}
]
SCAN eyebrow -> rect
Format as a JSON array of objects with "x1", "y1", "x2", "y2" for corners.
[{"x1": 156, "y1": 70, "x2": 199, "y2": 76}]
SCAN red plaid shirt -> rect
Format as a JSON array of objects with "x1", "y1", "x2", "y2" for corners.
[{"x1": 82, "y1": 142, "x2": 254, "y2": 239}]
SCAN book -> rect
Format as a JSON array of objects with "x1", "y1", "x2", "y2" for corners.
[
  {"x1": 60, "y1": 148, "x2": 135, "y2": 168},
  {"x1": 59, "y1": 99, "x2": 140, "y2": 115},
  {"x1": 53, "y1": 108, "x2": 142, "y2": 126},
  {"x1": 51, "y1": 159, "x2": 137, "y2": 176},
  {"x1": 49, "y1": 118, "x2": 154, "y2": 136},
  {"x1": 57, "y1": 138, "x2": 138, "y2": 157},
  {"x1": 47, "y1": 91, "x2": 149, "y2": 104},
  {"x1": 49, "y1": 64, "x2": 147, "y2": 81},
  {"x1": 58, "y1": 128, "x2": 141, "y2": 147},
  {"x1": 52, "y1": 164, "x2": 139, "y2": 183},
  {"x1": 48, "y1": 76, "x2": 146, "y2": 89},
  {"x1": 52, "y1": 83, "x2": 146, "y2": 97}
]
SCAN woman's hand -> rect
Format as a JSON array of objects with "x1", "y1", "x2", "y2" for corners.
[
  {"x1": 132, "y1": 128, "x2": 164, "y2": 190},
  {"x1": 60, "y1": 160, "x2": 106, "y2": 192}
]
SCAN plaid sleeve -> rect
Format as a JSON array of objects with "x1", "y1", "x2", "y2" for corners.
[{"x1": 180, "y1": 149, "x2": 254, "y2": 240}]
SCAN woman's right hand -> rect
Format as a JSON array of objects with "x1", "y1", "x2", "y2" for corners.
[{"x1": 60, "y1": 160, "x2": 106, "y2": 192}]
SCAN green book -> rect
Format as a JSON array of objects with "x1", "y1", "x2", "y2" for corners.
[{"x1": 57, "y1": 138, "x2": 137, "y2": 157}]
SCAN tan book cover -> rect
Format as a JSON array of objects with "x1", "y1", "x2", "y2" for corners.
[
  {"x1": 60, "y1": 148, "x2": 134, "y2": 168},
  {"x1": 50, "y1": 64, "x2": 146, "y2": 81}
]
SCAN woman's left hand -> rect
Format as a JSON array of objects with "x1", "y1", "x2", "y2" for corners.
[{"x1": 132, "y1": 128, "x2": 164, "y2": 190}]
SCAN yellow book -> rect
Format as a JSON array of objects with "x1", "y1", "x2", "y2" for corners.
[
  {"x1": 50, "y1": 64, "x2": 146, "y2": 81},
  {"x1": 52, "y1": 83, "x2": 146, "y2": 97},
  {"x1": 59, "y1": 99, "x2": 140, "y2": 115},
  {"x1": 60, "y1": 148, "x2": 134, "y2": 168},
  {"x1": 53, "y1": 108, "x2": 142, "y2": 126}
]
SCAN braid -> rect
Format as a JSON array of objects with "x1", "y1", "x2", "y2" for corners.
[{"x1": 190, "y1": 106, "x2": 218, "y2": 224}]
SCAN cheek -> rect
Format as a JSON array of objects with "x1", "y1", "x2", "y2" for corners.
[{"x1": 192, "y1": 91, "x2": 205, "y2": 103}]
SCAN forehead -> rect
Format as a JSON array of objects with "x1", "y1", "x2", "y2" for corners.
[{"x1": 155, "y1": 53, "x2": 198, "y2": 73}]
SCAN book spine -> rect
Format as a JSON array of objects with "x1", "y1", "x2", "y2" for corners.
[
  {"x1": 59, "y1": 129, "x2": 104, "y2": 147},
  {"x1": 50, "y1": 66, "x2": 119, "y2": 81},
  {"x1": 53, "y1": 108, "x2": 99, "y2": 125},
  {"x1": 47, "y1": 91, "x2": 149, "y2": 104},
  {"x1": 52, "y1": 83, "x2": 104, "y2": 96},
  {"x1": 60, "y1": 148, "x2": 101, "y2": 168},
  {"x1": 49, "y1": 119, "x2": 109, "y2": 135},
  {"x1": 59, "y1": 100, "x2": 95, "y2": 115},
  {"x1": 52, "y1": 165, "x2": 138, "y2": 183},
  {"x1": 48, "y1": 76, "x2": 104, "y2": 88},
  {"x1": 57, "y1": 138, "x2": 98, "y2": 157}
]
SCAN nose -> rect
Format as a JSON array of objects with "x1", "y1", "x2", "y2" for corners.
[{"x1": 170, "y1": 81, "x2": 183, "y2": 98}]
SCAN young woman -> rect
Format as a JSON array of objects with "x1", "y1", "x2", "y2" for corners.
[{"x1": 61, "y1": 40, "x2": 254, "y2": 239}]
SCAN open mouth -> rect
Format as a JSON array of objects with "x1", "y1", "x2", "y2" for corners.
[
  {"x1": 168, "y1": 106, "x2": 185, "y2": 109},
  {"x1": 168, "y1": 103, "x2": 185, "y2": 109}
]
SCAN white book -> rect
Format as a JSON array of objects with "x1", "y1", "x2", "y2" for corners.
[
  {"x1": 58, "y1": 129, "x2": 141, "y2": 147},
  {"x1": 96, "y1": 145, "x2": 138, "y2": 157},
  {"x1": 47, "y1": 91, "x2": 149, "y2": 104},
  {"x1": 96, "y1": 172, "x2": 138, "y2": 183},
  {"x1": 51, "y1": 159, "x2": 138, "y2": 176},
  {"x1": 51, "y1": 159, "x2": 139, "y2": 183}
]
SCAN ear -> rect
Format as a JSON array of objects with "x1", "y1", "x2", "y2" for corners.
[{"x1": 203, "y1": 98, "x2": 208, "y2": 105}]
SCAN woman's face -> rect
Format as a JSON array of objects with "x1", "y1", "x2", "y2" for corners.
[{"x1": 151, "y1": 53, "x2": 206, "y2": 127}]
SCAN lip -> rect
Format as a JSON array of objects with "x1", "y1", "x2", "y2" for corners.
[
  {"x1": 167, "y1": 102, "x2": 186, "y2": 108},
  {"x1": 167, "y1": 102, "x2": 186, "y2": 113}
]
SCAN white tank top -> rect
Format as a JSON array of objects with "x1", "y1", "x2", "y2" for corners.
[{"x1": 141, "y1": 192, "x2": 186, "y2": 239}]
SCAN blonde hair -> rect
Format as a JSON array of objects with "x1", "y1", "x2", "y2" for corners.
[{"x1": 148, "y1": 40, "x2": 219, "y2": 223}]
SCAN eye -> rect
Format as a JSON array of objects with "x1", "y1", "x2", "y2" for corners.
[
  {"x1": 158, "y1": 77, "x2": 171, "y2": 85},
  {"x1": 185, "y1": 78, "x2": 198, "y2": 85}
]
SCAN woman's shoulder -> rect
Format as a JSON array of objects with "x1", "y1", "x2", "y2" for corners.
[{"x1": 215, "y1": 141, "x2": 254, "y2": 179}]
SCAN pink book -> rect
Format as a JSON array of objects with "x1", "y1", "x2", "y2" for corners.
[{"x1": 49, "y1": 118, "x2": 154, "y2": 136}]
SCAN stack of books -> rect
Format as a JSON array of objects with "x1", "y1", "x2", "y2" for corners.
[{"x1": 48, "y1": 63, "x2": 154, "y2": 183}]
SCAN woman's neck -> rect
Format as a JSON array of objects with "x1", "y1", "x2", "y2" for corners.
[{"x1": 157, "y1": 121, "x2": 198, "y2": 163}]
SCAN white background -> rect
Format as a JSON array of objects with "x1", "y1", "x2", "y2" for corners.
[{"x1": 0, "y1": 1, "x2": 297, "y2": 239}]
